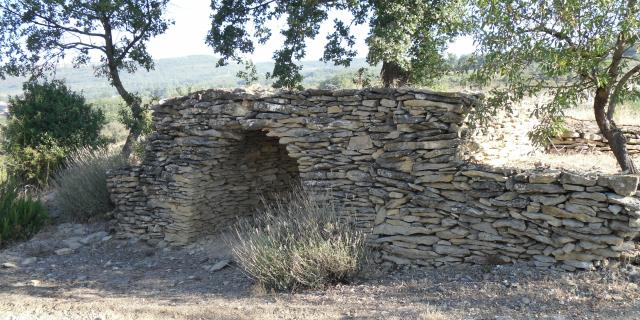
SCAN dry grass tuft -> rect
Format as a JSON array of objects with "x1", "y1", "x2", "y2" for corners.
[
  {"x1": 228, "y1": 187, "x2": 367, "y2": 292},
  {"x1": 419, "y1": 306, "x2": 450, "y2": 320},
  {"x1": 52, "y1": 146, "x2": 128, "y2": 220}
]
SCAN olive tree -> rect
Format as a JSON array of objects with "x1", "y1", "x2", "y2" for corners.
[
  {"x1": 207, "y1": 0, "x2": 466, "y2": 88},
  {"x1": 473, "y1": 0, "x2": 640, "y2": 173},
  {"x1": 0, "y1": 0, "x2": 172, "y2": 157}
]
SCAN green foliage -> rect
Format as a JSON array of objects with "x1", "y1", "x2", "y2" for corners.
[
  {"x1": 5, "y1": 138, "x2": 67, "y2": 186},
  {"x1": 207, "y1": 0, "x2": 467, "y2": 88},
  {"x1": 229, "y1": 187, "x2": 366, "y2": 291},
  {"x1": 101, "y1": 122, "x2": 130, "y2": 144},
  {"x1": 0, "y1": 0, "x2": 172, "y2": 155},
  {"x1": 236, "y1": 59, "x2": 260, "y2": 86},
  {"x1": 0, "y1": 0, "x2": 172, "y2": 79},
  {"x1": 471, "y1": 0, "x2": 640, "y2": 147},
  {"x1": 0, "y1": 179, "x2": 48, "y2": 246},
  {"x1": 363, "y1": 0, "x2": 468, "y2": 87},
  {"x1": 318, "y1": 72, "x2": 356, "y2": 90},
  {"x1": 2, "y1": 80, "x2": 106, "y2": 185},
  {"x1": 52, "y1": 147, "x2": 128, "y2": 221},
  {"x1": 118, "y1": 98, "x2": 154, "y2": 138},
  {"x1": 4, "y1": 81, "x2": 106, "y2": 150},
  {"x1": 352, "y1": 68, "x2": 378, "y2": 88}
]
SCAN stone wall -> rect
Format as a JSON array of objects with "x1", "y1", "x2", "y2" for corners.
[
  {"x1": 550, "y1": 119, "x2": 640, "y2": 155},
  {"x1": 373, "y1": 165, "x2": 640, "y2": 270},
  {"x1": 107, "y1": 88, "x2": 640, "y2": 269},
  {"x1": 462, "y1": 100, "x2": 539, "y2": 164}
]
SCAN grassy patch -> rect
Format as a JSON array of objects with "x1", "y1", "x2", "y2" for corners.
[{"x1": 0, "y1": 179, "x2": 48, "y2": 246}]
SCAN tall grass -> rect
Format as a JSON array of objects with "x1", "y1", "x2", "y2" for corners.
[
  {"x1": 0, "y1": 179, "x2": 48, "y2": 246},
  {"x1": 228, "y1": 187, "x2": 367, "y2": 291},
  {"x1": 52, "y1": 146, "x2": 128, "y2": 220}
]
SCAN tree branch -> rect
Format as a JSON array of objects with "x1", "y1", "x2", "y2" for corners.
[
  {"x1": 1, "y1": 3, "x2": 106, "y2": 38},
  {"x1": 60, "y1": 42, "x2": 107, "y2": 53},
  {"x1": 607, "y1": 64, "x2": 640, "y2": 120}
]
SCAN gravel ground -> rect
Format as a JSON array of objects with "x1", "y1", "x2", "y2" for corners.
[{"x1": 1, "y1": 222, "x2": 640, "y2": 320}]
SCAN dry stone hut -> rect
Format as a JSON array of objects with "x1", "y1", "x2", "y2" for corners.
[{"x1": 108, "y1": 88, "x2": 640, "y2": 270}]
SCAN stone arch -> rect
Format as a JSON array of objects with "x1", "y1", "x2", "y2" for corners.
[
  {"x1": 163, "y1": 125, "x2": 301, "y2": 240},
  {"x1": 201, "y1": 128, "x2": 301, "y2": 227}
]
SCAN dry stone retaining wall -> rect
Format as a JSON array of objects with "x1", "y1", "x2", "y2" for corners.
[
  {"x1": 107, "y1": 88, "x2": 640, "y2": 270},
  {"x1": 550, "y1": 120, "x2": 640, "y2": 155}
]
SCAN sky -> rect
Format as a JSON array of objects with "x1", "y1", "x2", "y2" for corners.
[{"x1": 146, "y1": 0, "x2": 476, "y2": 62}]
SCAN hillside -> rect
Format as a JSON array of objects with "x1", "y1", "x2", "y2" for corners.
[{"x1": 0, "y1": 55, "x2": 372, "y2": 101}]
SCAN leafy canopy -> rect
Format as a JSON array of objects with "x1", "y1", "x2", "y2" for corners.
[
  {"x1": 207, "y1": 0, "x2": 467, "y2": 88},
  {"x1": 472, "y1": 0, "x2": 640, "y2": 145},
  {"x1": 0, "y1": 0, "x2": 171, "y2": 79}
]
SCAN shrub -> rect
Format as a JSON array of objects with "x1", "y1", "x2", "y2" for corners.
[
  {"x1": 229, "y1": 187, "x2": 366, "y2": 291},
  {"x1": 52, "y1": 147, "x2": 128, "y2": 220},
  {"x1": 3, "y1": 80, "x2": 106, "y2": 185},
  {"x1": 4, "y1": 80, "x2": 106, "y2": 149},
  {"x1": 4, "y1": 136, "x2": 67, "y2": 186},
  {"x1": 0, "y1": 179, "x2": 48, "y2": 246}
]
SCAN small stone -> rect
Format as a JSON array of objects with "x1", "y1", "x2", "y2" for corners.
[
  {"x1": 80, "y1": 231, "x2": 109, "y2": 245},
  {"x1": 513, "y1": 183, "x2": 565, "y2": 194},
  {"x1": 461, "y1": 170, "x2": 508, "y2": 182},
  {"x1": 55, "y1": 248, "x2": 73, "y2": 256},
  {"x1": 529, "y1": 172, "x2": 560, "y2": 184},
  {"x1": 347, "y1": 135, "x2": 373, "y2": 151},
  {"x1": 1, "y1": 262, "x2": 17, "y2": 269},
  {"x1": 560, "y1": 173, "x2": 597, "y2": 186},
  {"x1": 492, "y1": 219, "x2": 526, "y2": 231},
  {"x1": 209, "y1": 259, "x2": 230, "y2": 272},
  {"x1": 62, "y1": 237, "x2": 84, "y2": 250},
  {"x1": 608, "y1": 205, "x2": 623, "y2": 214},
  {"x1": 563, "y1": 260, "x2": 594, "y2": 270},
  {"x1": 607, "y1": 193, "x2": 640, "y2": 211},
  {"x1": 599, "y1": 175, "x2": 639, "y2": 196},
  {"x1": 21, "y1": 257, "x2": 37, "y2": 266},
  {"x1": 571, "y1": 192, "x2": 607, "y2": 202},
  {"x1": 530, "y1": 195, "x2": 567, "y2": 206}
]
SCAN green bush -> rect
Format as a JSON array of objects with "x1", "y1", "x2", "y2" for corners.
[
  {"x1": 229, "y1": 187, "x2": 366, "y2": 291},
  {"x1": 5, "y1": 136, "x2": 67, "y2": 186},
  {"x1": 52, "y1": 147, "x2": 128, "y2": 221},
  {"x1": 3, "y1": 80, "x2": 106, "y2": 185},
  {"x1": 0, "y1": 180, "x2": 48, "y2": 246}
]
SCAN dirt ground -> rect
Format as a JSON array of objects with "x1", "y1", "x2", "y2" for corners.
[{"x1": 1, "y1": 222, "x2": 640, "y2": 320}]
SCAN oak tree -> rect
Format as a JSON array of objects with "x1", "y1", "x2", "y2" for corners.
[
  {"x1": 0, "y1": 0, "x2": 172, "y2": 157},
  {"x1": 206, "y1": 0, "x2": 466, "y2": 88}
]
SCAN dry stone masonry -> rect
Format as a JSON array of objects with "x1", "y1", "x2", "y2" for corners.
[
  {"x1": 107, "y1": 88, "x2": 640, "y2": 270},
  {"x1": 550, "y1": 119, "x2": 640, "y2": 155}
]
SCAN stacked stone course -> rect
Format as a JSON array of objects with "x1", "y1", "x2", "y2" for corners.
[
  {"x1": 550, "y1": 119, "x2": 640, "y2": 155},
  {"x1": 107, "y1": 88, "x2": 640, "y2": 269}
]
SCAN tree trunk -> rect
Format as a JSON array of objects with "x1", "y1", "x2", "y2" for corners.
[
  {"x1": 381, "y1": 61, "x2": 410, "y2": 88},
  {"x1": 593, "y1": 87, "x2": 638, "y2": 174},
  {"x1": 121, "y1": 130, "x2": 140, "y2": 159},
  {"x1": 101, "y1": 16, "x2": 141, "y2": 159}
]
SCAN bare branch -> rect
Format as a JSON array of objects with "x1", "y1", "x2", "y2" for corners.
[{"x1": 607, "y1": 64, "x2": 640, "y2": 120}]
